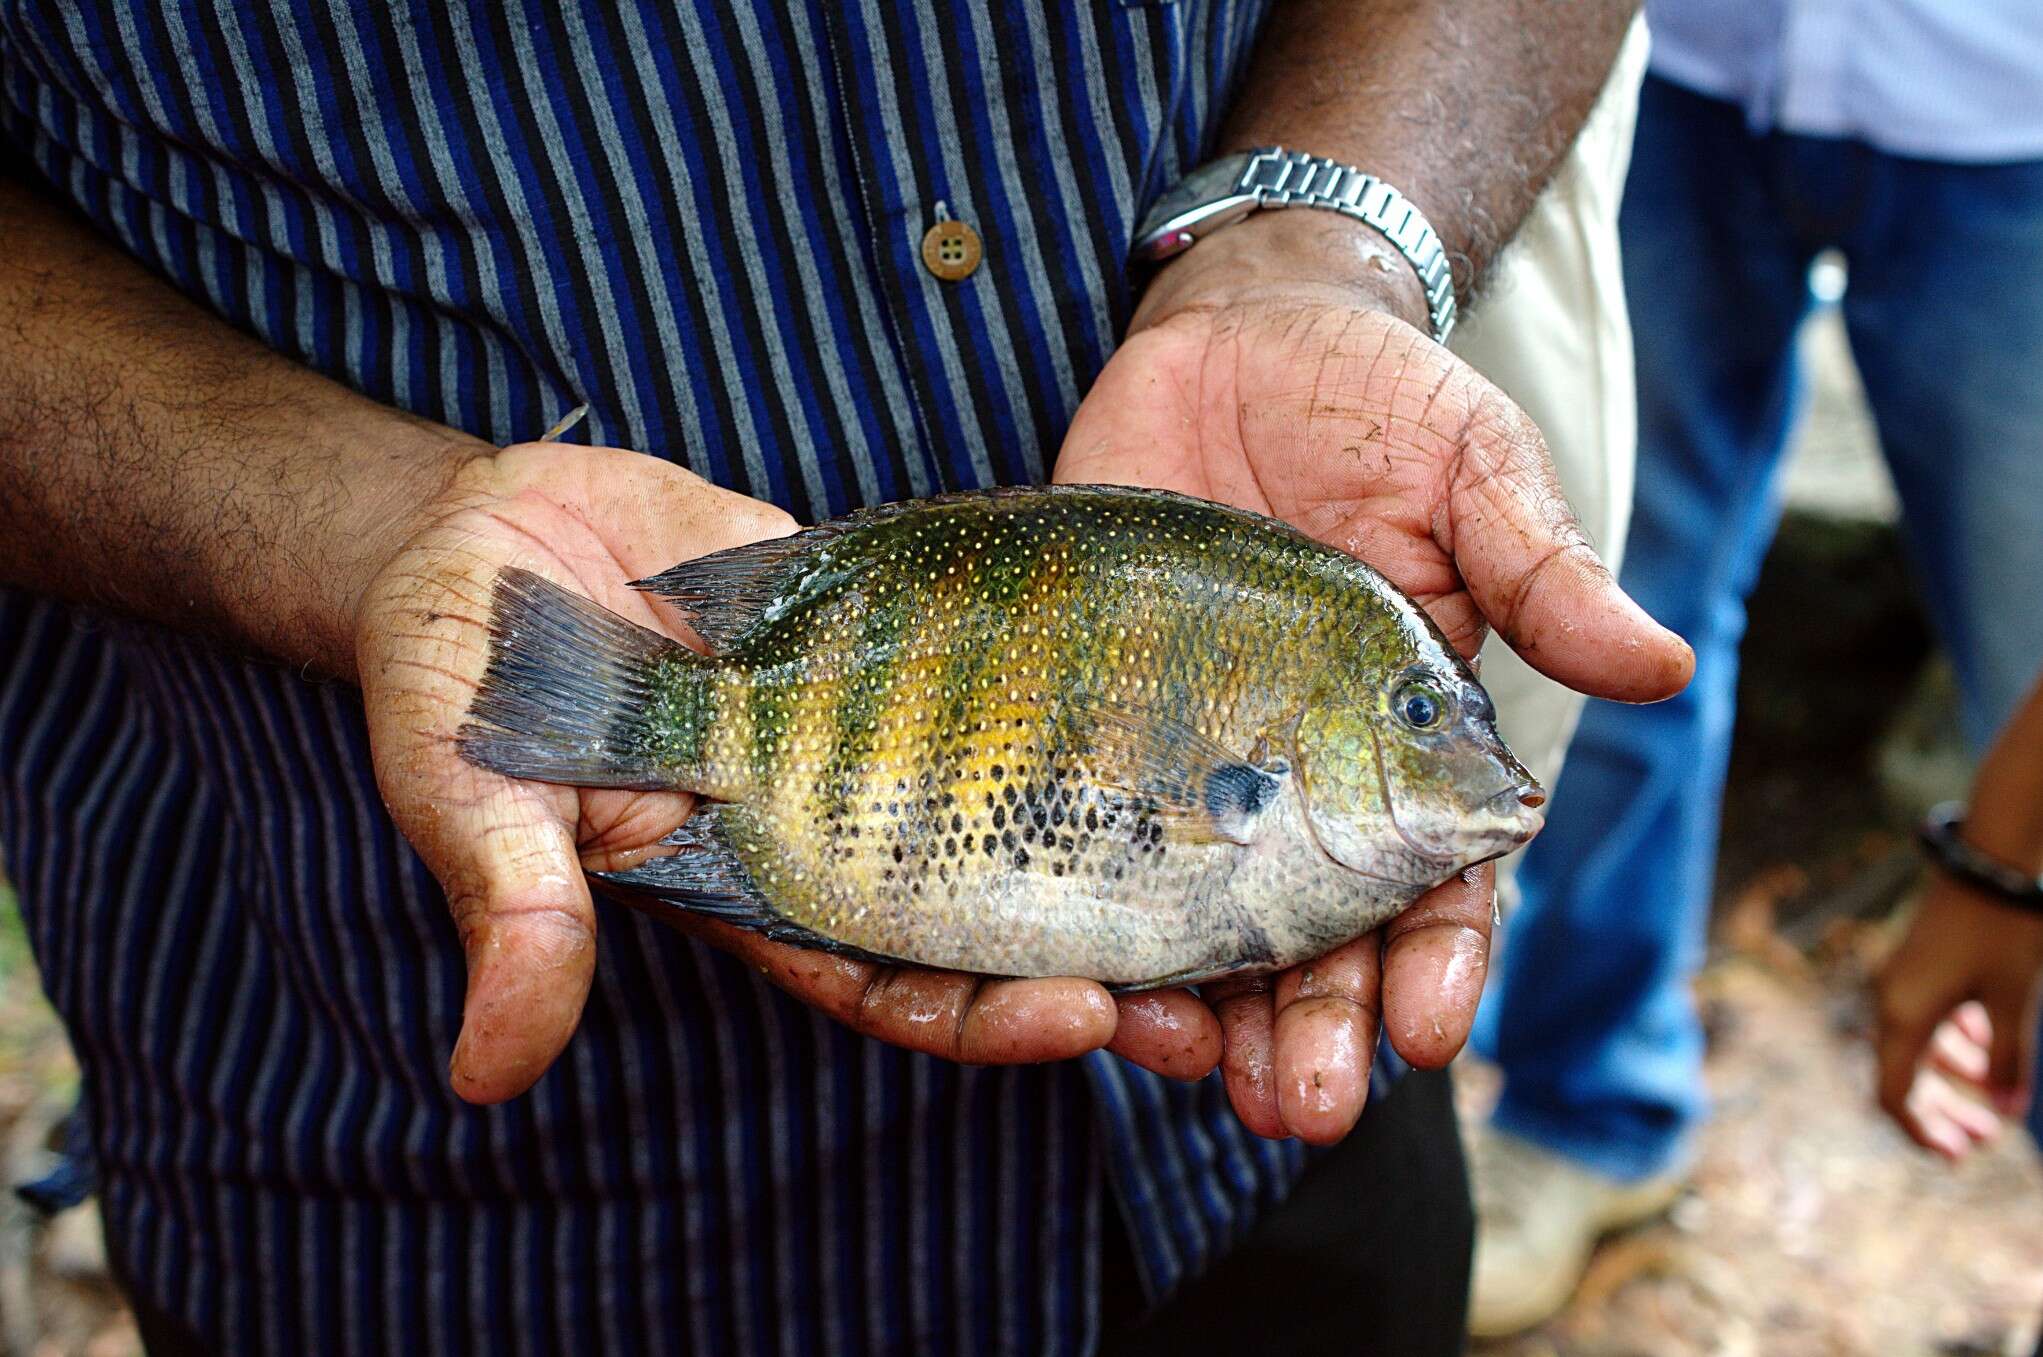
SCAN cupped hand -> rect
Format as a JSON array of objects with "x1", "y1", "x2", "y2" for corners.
[
  {"x1": 1057, "y1": 215, "x2": 1693, "y2": 1141},
  {"x1": 355, "y1": 443, "x2": 1145, "y2": 1102},
  {"x1": 1873, "y1": 876, "x2": 2043, "y2": 1159}
]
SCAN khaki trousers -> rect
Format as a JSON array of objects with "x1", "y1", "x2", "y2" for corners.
[{"x1": 1450, "y1": 18, "x2": 1650, "y2": 892}]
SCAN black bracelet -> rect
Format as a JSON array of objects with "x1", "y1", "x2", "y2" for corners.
[{"x1": 1917, "y1": 802, "x2": 2043, "y2": 915}]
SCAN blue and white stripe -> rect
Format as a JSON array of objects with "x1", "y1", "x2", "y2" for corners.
[{"x1": 0, "y1": 1, "x2": 1306, "y2": 1350}]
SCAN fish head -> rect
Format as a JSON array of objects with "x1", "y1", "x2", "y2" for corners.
[{"x1": 1291, "y1": 651, "x2": 1545, "y2": 886}]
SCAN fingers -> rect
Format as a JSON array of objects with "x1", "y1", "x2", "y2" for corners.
[
  {"x1": 1204, "y1": 978, "x2": 1285, "y2": 1139},
  {"x1": 1923, "y1": 1003, "x2": 2030, "y2": 1126},
  {"x1": 1878, "y1": 987, "x2": 2023, "y2": 1160},
  {"x1": 1210, "y1": 866, "x2": 1493, "y2": 1143},
  {"x1": 698, "y1": 920, "x2": 1119, "y2": 1063},
  {"x1": 1380, "y1": 865, "x2": 1494, "y2": 1069},
  {"x1": 1207, "y1": 941, "x2": 1387, "y2": 1145},
  {"x1": 1443, "y1": 395, "x2": 1693, "y2": 704},
  {"x1": 1952, "y1": 999, "x2": 1993, "y2": 1049},
  {"x1": 378, "y1": 679, "x2": 600, "y2": 1105},
  {"x1": 1270, "y1": 936, "x2": 1382, "y2": 1144},
  {"x1": 1925, "y1": 1007, "x2": 1991, "y2": 1087},
  {"x1": 1901, "y1": 1069, "x2": 2003, "y2": 1161},
  {"x1": 377, "y1": 712, "x2": 601, "y2": 1104},
  {"x1": 1109, "y1": 989, "x2": 1224, "y2": 1082}
]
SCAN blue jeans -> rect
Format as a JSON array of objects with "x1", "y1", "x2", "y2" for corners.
[{"x1": 1471, "y1": 76, "x2": 2043, "y2": 1177}]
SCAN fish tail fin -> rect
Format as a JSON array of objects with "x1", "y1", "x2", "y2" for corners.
[{"x1": 457, "y1": 567, "x2": 708, "y2": 790}]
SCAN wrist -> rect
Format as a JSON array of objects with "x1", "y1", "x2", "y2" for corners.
[
  {"x1": 1961, "y1": 797, "x2": 2043, "y2": 879},
  {"x1": 1132, "y1": 209, "x2": 1434, "y2": 337},
  {"x1": 1919, "y1": 801, "x2": 2043, "y2": 916},
  {"x1": 323, "y1": 416, "x2": 496, "y2": 682}
]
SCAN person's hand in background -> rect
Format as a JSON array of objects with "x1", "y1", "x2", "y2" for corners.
[
  {"x1": 1874, "y1": 893, "x2": 2042, "y2": 1160},
  {"x1": 1057, "y1": 212, "x2": 1695, "y2": 1143},
  {"x1": 1874, "y1": 667, "x2": 2043, "y2": 1158}
]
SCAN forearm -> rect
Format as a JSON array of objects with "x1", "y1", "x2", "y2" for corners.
[
  {"x1": 1228, "y1": 0, "x2": 1637, "y2": 295},
  {"x1": 1965, "y1": 669, "x2": 2043, "y2": 874},
  {"x1": 0, "y1": 176, "x2": 488, "y2": 677},
  {"x1": 1164, "y1": 0, "x2": 1638, "y2": 328}
]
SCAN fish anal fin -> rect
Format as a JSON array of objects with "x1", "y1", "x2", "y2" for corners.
[
  {"x1": 593, "y1": 807, "x2": 898, "y2": 966},
  {"x1": 1107, "y1": 954, "x2": 1277, "y2": 993}
]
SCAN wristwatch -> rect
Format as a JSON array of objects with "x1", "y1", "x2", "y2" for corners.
[{"x1": 1130, "y1": 148, "x2": 1458, "y2": 345}]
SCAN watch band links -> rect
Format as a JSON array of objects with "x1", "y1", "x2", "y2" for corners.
[{"x1": 1241, "y1": 149, "x2": 1458, "y2": 345}]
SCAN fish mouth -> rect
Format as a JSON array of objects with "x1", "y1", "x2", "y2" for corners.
[{"x1": 1485, "y1": 784, "x2": 1548, "y2": 842}]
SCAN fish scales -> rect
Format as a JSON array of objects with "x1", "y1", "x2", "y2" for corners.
[
  {"x1": 460, "y1": 486, "x2": 1545, "y2": 987},
  {"x1": 690, "y1": 494, "x2": 1357, "y2": 973}
]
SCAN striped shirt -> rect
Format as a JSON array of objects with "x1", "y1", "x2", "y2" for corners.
[{"x1": 0, "y1": 1, "x2": 1344, "y2": 1352}]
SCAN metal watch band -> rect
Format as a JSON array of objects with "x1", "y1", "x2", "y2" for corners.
[
  {"x1": 1238, "y1": 149, "x2": 1457, "y2": 344},
  {"x1": 1918, "y1": 801, "x2": 2043, "y2": 914},
  {"x1": 1132, "y1": 148, "x2": 1458, "y2": 345}
]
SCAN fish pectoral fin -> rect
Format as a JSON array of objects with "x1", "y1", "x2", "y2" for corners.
[
  {"x1": 591, "y1": 807, "x2": 893, "y2": 964},
  {"x1": 1070, "y1": 699, "x2": 1288, "y2": 847}
]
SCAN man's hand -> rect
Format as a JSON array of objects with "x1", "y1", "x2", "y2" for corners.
[
  {"x1": 355, "y1": 443, "x2": 1157, "y2": 1103},
  {"x1": 1056, "y1": 214, "x2": 1692, "y2": 1142},
  {"x1": 1874, "y1": 878, "x2": 2043, "y2": 1159}
]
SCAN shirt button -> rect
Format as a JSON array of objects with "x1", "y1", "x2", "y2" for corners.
[{"x1": 921, "y1": 218, "x2": 982, "y2": 281}]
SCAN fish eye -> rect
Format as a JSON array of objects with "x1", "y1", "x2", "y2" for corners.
[{"x1": 1395, "y1": 680, "x2": 1447, "y2": 730}]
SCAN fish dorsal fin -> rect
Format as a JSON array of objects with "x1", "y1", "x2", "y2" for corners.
[
  {"x1": 1069, "y1": 699, "x2": 1288, "y2": 846},
  {"x1": 629, "y1": 525, "x2": 848, "y2": 652},
  {"x1": 629, "y1": 491, "x2": 1065, "y2": 653}
]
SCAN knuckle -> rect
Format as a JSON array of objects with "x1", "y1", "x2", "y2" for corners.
[
  {"x1": 1459, "y1": 385, "x2": 1549, "y2": 476},
  {"x1": 500, "y1": 902, "x2": 597, "y2": 959},
  {"x1": 444, "y1": 888, "x2": 491, "y2": 948}
]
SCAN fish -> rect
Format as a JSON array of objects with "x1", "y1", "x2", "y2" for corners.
[{"x1": 457, "y1": 484, "x2": 1545, "y2": 989}]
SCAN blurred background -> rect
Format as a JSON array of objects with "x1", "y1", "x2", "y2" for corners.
[
  {"x1": 1464, "y1": 256, "x2": 2043, "y2": 1357},
  {"x1": 0, "y1": 260, "x2": 2038, "y2": 1356}
]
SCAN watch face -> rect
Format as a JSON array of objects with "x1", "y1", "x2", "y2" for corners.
[{"x1": 1141, "y1": 153, "x2": 1254, "y2": 230}]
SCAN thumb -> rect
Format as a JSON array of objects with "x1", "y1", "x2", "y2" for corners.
[
  {"x1": 1444, "y1": 396, "x2": 1694, "y2": 703},
  {"x1": 1874, "y1": 1007, "x2": 1938, "y2": 1134},
  {"x1": 437, "y1": 791, "x2": 598, "y2": 1103},
  {"x1": 357, "y1": 523, "x2": 600, "y2": 1104},
  {"x1": 1982, "y1": 980, "x2": 2038, "y2": 1118},
  {"x1": 373, "y1": 710, "x2": 599, "y2": 1103},
  {"x1": 1873, "y1": 973, "x2": 1945, "y2": 1133}
]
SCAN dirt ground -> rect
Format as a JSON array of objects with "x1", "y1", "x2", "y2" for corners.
[{"x1": 1464, "y1": 947, "x2": 2043, "y2": 1357}]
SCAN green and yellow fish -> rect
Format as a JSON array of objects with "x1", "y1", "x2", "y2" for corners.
[{"x1": 460, "y1": 485, "x2": 1544, "y2": 988}]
